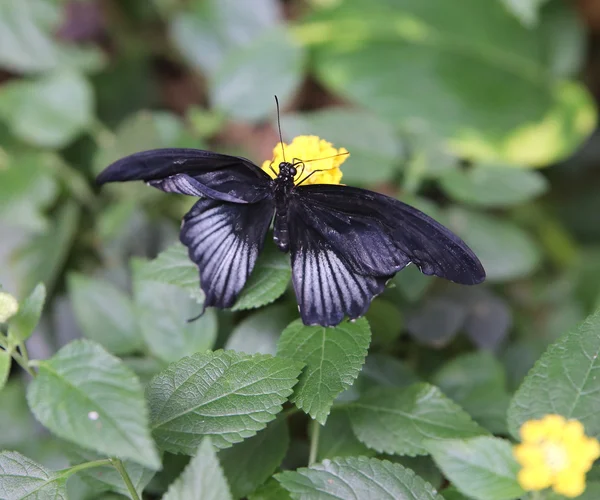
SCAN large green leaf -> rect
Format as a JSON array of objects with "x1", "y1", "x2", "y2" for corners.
[
  {"x1": 132, "y1": 243, "x2": 204, "y2": 303},
  {"x1": 280, "y1": 108, "x2": 403, "y2": 184},
  {"x1": 14, "y1": 202, "x2": 80, "y2": 296},
  {"x1": 163, "y1": 437, "x2": 232, "y2": 500},
  {"x1": 68, "y1": 274, "x2": 143, "y2": 356},
  {"x1": 432, "y1": 352, "x2": 511, "y2": 434},
  {"x1": 0, "y1": 451, "x2": 67, "y2": 500},
  {"x1": 8, "y1": 283, "x2": 46, "y2": 342},
  {"x1": 439, "y1": 164, "x2": 548, "y2": 208},
  {"x1": 168, "y1": 0, "x2": 281, "y2": 75},
  {"x1": 277, "y1": 456, "x2": 444, "y2": 500},
  {"x1": 315, "y1": 410, "x2": 372, "y2": 461},
  {"x1": 220, "y1": 417, "x2": 289, "y2": 499},
  {"x1": 0, "y1": 152, "x2": 57, "y2": 232},
  {"x1": 147, "y1": 350, "x2": 303, "y2": 454},
  {"x1": 232, "y1": 240, "x2": 291, "y2": 311},
  {"x1": 507, "y1": 308, "x2": 600, "y2": 439},
  {"x1": 425, "y1": 436, "x2": 525, "y2": 500},
  {"x1": 277, "y1": 318, "x2": 371, "y2": 424},
  {"x1": 0, "y1": 71, "x2": 94, "y2": 148},
  {"x1": 249, "y1": 478, "x2": 292, "y2": 500},
  {"x1": 446, "y1": 207, "x2": 541, "y2": 282},
  {"x1": 225, "y1": 305, "x2": 295, "y2": 356},
  {"x1": 133, "y1": 266, "x2": 217, "y2": 363},
  {"x1": 0, "y1": 0, "x2": 104, "y2": 74},
  {"x1": 306, "y1": 0, "x2": 594, "y2": 166},
  {"x1": 348, "y1": 384, "x2": 486, "y2": 455},
  {"x1": 27, "y1": 340, "x2": 160, "y2": 470},
  {"x1": 210, "y1": 26, "x2": 305, "y2": 121}
]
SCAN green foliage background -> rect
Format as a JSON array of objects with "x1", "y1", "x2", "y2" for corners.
[{"x1": 2, "y1": 0, "x2": 600, "y2": 499}]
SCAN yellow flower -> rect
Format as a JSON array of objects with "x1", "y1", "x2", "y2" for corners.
[
  {"x1": 0, "y1": 291, "x2": 19, "y2": 323},
  {"x1": 514, "y1": 414, "x2": 600, "y2": 498},
  {"x1": 261, "y1": 135, "x2": 348, "y2": 185}
]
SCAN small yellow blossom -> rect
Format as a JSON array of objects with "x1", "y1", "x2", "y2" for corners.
[
  {"x1": 514, "y1": 414, "x2": 600, "y2": 498},
  {"x1": 261, "y1": 135, "x2": 348, "y2": 185},
  {"x1": 0, "y1": 291, "x2": 19, "y2": 323}
]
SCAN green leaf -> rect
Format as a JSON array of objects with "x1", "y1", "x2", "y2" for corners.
[
  {"x1": 276, "y1": 318, "x2": 371, "y2": 424},
  {"x1": 0, "y1": 152, "x2": 57, "y2": 232},
  {"x1": 132, "y1": 243, "x2": 204, "y2": 303},
  {"x1": 355, "y1": 353, "x2": 420, "y2": 393},
  {"x1": 0, "y1": 451, "x2": 67, "y2": 500},
  {"x1": 425, "y1": 436, "x2": 525, "y2": 500},
  {"x1": 447, "y1": 207, "x2": 541, "y2": 282},
  {"x1": 210, "y1": 26, "x2": 304, "y2": 121},
  {"x1": 500, "y1": 0, "x2": 548, "y2": 27},
  {"x1": 0, "y1": 71, "x2": 94, "y2": 148},
  {"x1": 0, "y1": 0, "x2": 105, "y2": 74},
  {"x1": 439, "y1": 164, "x2": 548, "y2": 208},
  {"x1": 220, "y1": 417, "x2": 289, "y2": 498},
  {"x1": 315, "y1": 410, "x2": 372, "y2": 461},
  {"x1": 8, "y1": 283, "x2": 46, "y2": 342},
  {"x1": 226, "y1": 305, "x2": 295, "y2": 356},
  {"x1": 366, "y1": 299, "x2": 403, "y2": 347},
  {"x1": 64, "y1": 445, "x2": 154, "y2": 498},
  {"x1": 277, "y1": 456, "x2": 444, "y2": 500},
  {"x1": 308, "y1": 0, "x2": 594, "y2": 166},
  {"x1": 280, "y1": 108, "x2": 403, "y2": 184},
  {"x1": 168, "y1": 0, "x2": 280, "y2": 75},
  {"x1": 232, "y1": 241, "x2": 291, "y2": 311},
  {"x1": 27, "y1": 339, "x2": 160, "y2": 470},
  {"x1": 348, "y1": 384, "x2": 486, "y2": 456},
  {"x1": 0, "y1": 381, "x2": 38, "y2": 450},
  {"x1": 163, "y1": 437, "x2": 232, "y2": 500},
  {"x1": 0, "y1": 349, "x2": 10, "y2": 391},
  {"x1": 432, "y1": 352, "x2": 511, "y2": 434},
  {"x1": 14, "y1": 202, "x2": 80, "y2": 296},
  {"x1": 507, "y1": 308, "x2": 600, "y2": 439},
  {"x1": 249, "y1": 478, "x2": 292, "y2": 500},
  {"x1": 147, "y1": 350, "x2": 303, "y2": 454},
  {"x1": 68, "y1": 274, "x2": 142, "y2": 355},
  {"x1": 133, "y1": 269, "x2": 217, "y2": 363}
]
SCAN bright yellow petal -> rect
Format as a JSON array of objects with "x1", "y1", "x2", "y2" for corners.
[
  {"x1": 542, "y1": 414, "x2": 567, "y2": 440},
  {"x1": 518, "y1": 466, "x2": 553, "y2": 491},
  {"x1": 553, "y1": 470, "x2": 586, "y2": 498},
  {"x1": 514, "y1": 444, "x2": 545, "y2": 468}
]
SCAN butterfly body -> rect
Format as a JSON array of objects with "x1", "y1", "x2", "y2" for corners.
[{"x1": 97, "y1": 147, "x2": 485, "y2": 327}]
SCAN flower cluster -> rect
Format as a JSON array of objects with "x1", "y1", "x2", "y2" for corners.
[
  {"x1": 514, "y1": 414, "x2": 600, "y2": 498},
  {"x1": 261, "y1": 135, "x2": 348, "y2": 186},
  {"x1": 0, "y1": 291, "x2": 18, "y2": 323}
]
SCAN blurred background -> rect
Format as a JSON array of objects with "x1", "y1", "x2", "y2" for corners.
[{"x1": 2, "y1": 0, "x2": 600, "y2": 488}]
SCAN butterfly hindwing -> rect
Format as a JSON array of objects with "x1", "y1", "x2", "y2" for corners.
[
  {"x1": 293, "y1": 184, "x2": 485, "y2": 285},
  {"x1": 288, "y1": 199, "x2": 392, "y2": 326},
  {"x1": 97, "y1": 148, "x2": 272, "y2": 203},
  {"x1": 180, "y1": 197, "x2": 275, "y2": 308}
]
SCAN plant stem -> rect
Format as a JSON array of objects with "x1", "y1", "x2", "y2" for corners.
[
  {"x1": 110, "y1": 458, "x2": 140, "y2": 500},
  {"x1": 308, "y1": 419, "x2": 320, "y2": 466},
  {"x1": 62, "y1": 458, "x2": 112, "y2": 476},
  {"x1": 10, "y1": 350, "x2": 36, "y2": 378}
]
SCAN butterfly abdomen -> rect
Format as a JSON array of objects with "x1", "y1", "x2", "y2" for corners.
[{"x1": 273, "y1": 211, "x2": 289, "y2": 252}]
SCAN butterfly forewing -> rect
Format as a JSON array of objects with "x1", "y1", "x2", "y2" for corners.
[
  {"x1": 180, "y1": 198, "x2": 275, "y2": 309},
  {"x1": 97, "y1": 148, "x2": 272, "y2": 203},
  {"x1": 293, "y1": 184, "x2": 485, "y2": 285}
]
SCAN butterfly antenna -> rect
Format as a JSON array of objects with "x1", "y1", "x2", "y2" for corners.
[
  {"x1": 299, "y1": 151, "x2": 350, "y2": 165},
  {"x1": 274, "y1": 95, "x2": 286, "y2": 163}
]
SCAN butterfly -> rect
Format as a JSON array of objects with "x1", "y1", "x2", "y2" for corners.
[{"x1": 97, "y1": 137, "x2": 485, "y2": 327}]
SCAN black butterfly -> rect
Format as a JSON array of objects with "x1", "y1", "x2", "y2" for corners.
[{"x1": 97, "y1": 147, "x2": 485, "y2": 327}]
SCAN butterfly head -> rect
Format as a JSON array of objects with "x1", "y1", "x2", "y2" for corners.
[{"x1": 278, "y1": 162, "x2": 297, "y2": 181}]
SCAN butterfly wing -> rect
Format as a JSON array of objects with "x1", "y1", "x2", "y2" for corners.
[
  {"x1": 292, "y1": 184, "x2": 485, "y2": 285},
  {"x1": 288, "y1": 198, "x2": 393, "y2": 326},
  {"x1": 180, "y1": 197, "x2": 275, "y2": 308},
  {"x1": 97, "y1": 148, "x2": 272, "y2": 203}
]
